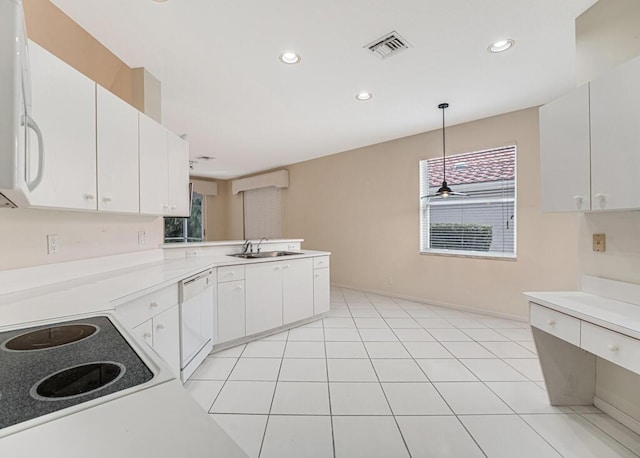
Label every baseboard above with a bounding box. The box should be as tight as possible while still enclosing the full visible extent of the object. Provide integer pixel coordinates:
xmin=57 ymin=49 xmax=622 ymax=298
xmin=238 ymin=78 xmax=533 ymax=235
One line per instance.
xmin=330 ymin=282 xmax=527 ymax=322
xmin=593 ymin=396 xmax=640 ymax=435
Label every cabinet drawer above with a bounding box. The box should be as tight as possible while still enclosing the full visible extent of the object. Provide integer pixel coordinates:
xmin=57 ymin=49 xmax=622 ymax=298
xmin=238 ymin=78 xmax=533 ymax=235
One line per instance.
xmin=116 ymin=284 xmax=178 ymax=328
xmin=218 ymin=265 xmax=245 ymax=282
xmin=530 ymin=303 xmax=581 ymax=346
xmin=313 ymin=256 xmax=330 ymax=269
xmin=581 ymin=322 xmax=640 ymax=374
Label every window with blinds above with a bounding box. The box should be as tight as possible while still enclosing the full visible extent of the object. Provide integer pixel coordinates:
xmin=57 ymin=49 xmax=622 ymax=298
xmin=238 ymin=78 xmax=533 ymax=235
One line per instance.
xmin=243 ymin=186 xmax=282 ymax=239
xmin=419 ymin=145 xmax=516 ymax=258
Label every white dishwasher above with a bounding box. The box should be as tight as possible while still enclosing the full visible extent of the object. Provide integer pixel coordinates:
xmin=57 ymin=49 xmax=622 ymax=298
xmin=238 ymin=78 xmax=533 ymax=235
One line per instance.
xmin=179 ymin=269 xmax=215 ymax=382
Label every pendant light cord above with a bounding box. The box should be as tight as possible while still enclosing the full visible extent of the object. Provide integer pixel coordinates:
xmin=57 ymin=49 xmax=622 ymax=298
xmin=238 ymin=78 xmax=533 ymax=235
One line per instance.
xmin=442 ymin=105 xmax=446 ymax=183
xmin=438 ymin=102 xmax=449 ymax=183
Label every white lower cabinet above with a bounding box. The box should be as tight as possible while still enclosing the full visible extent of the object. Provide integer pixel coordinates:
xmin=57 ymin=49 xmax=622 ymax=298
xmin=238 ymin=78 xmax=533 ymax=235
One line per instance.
xmin=313 ymin=267 xmax=330 ymax=315
xmin=283 ymin=259 xmax=313 ymax=324
xmin=217 ymin=280 xmax=246 ymax=343
xmin=152 ymin=305 xmax=181 ymax=378
xmin=245 ymin=262 xmax=283 ymax=335
xmin=133 ymin=319 xmax=153 ymax=347
xmin=132 ymin=304 xmax=180 ymax=377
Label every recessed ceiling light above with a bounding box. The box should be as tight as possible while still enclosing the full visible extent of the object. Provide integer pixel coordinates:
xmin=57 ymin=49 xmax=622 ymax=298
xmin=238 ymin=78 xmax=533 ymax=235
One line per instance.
xmin=151 ymin=0 xmax=169 ymax=3
xmin=355 ymin=91 xmax=373 ymax=101
xmin=488 ymin=39 xmax=514 ymax=53
xmin=279 ymin=52 xmax=301 ymax=64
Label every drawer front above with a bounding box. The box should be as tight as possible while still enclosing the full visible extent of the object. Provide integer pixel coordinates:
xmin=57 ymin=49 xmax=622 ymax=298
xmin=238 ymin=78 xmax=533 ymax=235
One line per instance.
xmin=530 ymin=302 xmax=581 ymax=346
xmin=116 ymin=283 xmax=179 ymax=328
xmin=313 ymin=256 xmax=330 ymax=269
xmin=581 ymin=322 xmax=640 ymax=374
xmin=218 ymin=265 xmax=245 ymax=282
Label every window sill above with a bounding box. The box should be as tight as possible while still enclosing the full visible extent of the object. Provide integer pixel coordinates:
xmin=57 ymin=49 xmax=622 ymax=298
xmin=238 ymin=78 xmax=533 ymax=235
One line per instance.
xmin=419 ymin=250 xmax=517 ymax=261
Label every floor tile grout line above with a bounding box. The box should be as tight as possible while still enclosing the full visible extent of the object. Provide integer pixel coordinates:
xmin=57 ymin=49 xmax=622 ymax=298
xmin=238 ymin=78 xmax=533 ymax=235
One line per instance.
xmin=197 ymin=287 xmax=639 ymax=457
xmin=325 ymin=290 xmax=347 ymax=458
xmin=518 ymin=412 xmax=575 ymax=457
xmin=380 ymin=302 xmax=492 ymax=457
xmin=577 ymin=412 xmax=640 ymax=457
xmin=205 ymin=348 xmax=245 ymax=414
xmin=257 ymin=331 xmax=288 ymax=458
xmin=352 ymin=292 xmax=414 ymax=458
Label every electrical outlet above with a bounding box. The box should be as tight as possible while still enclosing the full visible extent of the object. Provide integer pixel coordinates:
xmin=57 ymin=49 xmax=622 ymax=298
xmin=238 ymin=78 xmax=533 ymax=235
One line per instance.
xmin=288 ymin=244 xmax=297 ymax=251
xmin=47 ymin=234 xmax=58 ymax=255
xmin=138 ymin=231 xmax=146 ymax=245
xmin=386 ymin=277 xmax=393 ymax=286
xmin=186 ymin=251 xmax=198 ymax=258
xmin=593 ymin=233 xmax=606 ymax=252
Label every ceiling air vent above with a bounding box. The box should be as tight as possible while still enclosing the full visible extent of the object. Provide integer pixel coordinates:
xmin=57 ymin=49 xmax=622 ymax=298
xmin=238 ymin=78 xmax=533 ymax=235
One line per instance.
xmin=365 ymin=31 xmax=411 ymax=59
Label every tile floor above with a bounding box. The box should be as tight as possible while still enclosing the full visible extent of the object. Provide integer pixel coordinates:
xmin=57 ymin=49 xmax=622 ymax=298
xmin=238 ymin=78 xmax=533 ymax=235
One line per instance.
xmin=185 ymin=287 xmax=640 ymax=458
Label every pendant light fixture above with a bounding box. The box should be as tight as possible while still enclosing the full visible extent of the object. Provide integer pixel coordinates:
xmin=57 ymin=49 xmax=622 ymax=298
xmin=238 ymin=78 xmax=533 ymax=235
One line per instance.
xmin=424 ymin=102 xmax=467 ymax=199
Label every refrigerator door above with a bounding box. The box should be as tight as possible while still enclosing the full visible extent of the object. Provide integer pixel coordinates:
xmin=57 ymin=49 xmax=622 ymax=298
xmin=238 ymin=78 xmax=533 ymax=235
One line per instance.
xmin=0 ymin=0 xmax=43 ymax=208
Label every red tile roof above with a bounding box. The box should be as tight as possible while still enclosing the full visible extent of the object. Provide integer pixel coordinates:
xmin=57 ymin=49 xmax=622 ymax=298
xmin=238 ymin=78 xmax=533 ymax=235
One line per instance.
xmin=427 ymin=146 xmax=515 ymax=187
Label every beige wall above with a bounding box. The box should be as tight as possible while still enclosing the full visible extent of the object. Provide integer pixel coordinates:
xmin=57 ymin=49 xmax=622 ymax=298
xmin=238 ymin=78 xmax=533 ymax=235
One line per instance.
xmin=205 ymin=180 xmax=244 ymax=241
xmin=24 ymin=0 xmax=135 ymax=107
xmin=575 ymin=0 xmax=640 ymax=423
xmin=0 ymin=209 xmax=162 ymax=271
xmin=282 ymin=107 xmax=579 ymax=318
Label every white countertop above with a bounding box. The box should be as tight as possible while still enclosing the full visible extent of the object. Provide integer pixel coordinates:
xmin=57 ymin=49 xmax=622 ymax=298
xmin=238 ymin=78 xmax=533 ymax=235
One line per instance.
xmin=0 ymin=249 xmax=331 ymax=327
xmin=0 ymin=248 xmax=329 ymax=455
xmin=525 ymin=277 xmax=640 ymax=340
xmin=0 ymin=380 xmax=246 ymax=458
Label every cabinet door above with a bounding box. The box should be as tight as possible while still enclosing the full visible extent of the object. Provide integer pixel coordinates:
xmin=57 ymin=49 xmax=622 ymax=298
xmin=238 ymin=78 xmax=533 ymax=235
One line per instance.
xmin=167 ymin=133 xmax=190 ymax=217
xmin=245 ymin=262 xmax=283 ymax=335
xmin=139 ymin=113 xmax=169 ymax=215
xmin=590 ymin=56 xmax=640 ymax=211
xmin=313 ymin=268 xmax=330 ymax=315
xmin=96 ymin=86 xmax=139 ymax=213
xmin=217 ymin=280 xmax=246 ymax=343
xmin=282 ymin=258 xmax=313 ymax=324
xmin=133 ymin=319 xmax=153 ymax=347
xmin=153 ymin=304 xmax=181 ymax=377
xmin=28 ymin=41 xmax=97 ymax=210
xmin=539 ymin=84 xmax=591 ymax=212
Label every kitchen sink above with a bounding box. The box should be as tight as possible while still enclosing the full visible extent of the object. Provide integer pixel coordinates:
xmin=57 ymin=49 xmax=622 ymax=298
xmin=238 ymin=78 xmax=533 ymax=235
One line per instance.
xmin=228 ymin=251 xmax=302 ymax=259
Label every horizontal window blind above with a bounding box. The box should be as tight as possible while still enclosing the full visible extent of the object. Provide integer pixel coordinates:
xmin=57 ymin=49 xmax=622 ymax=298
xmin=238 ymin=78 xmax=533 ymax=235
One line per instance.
xmin=419 ymin=146 xmax=516 ymax=258
xmin=243 ymin=186 xmax=282 ymax=239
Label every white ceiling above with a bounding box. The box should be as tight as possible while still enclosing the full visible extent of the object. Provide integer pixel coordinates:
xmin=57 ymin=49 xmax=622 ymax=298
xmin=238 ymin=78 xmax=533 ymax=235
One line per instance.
xmin=52 ymin=0 xmax=597 ymax=179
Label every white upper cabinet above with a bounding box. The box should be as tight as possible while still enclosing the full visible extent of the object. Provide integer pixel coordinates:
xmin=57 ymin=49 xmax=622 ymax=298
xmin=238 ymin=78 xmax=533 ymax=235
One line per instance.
xmin=28 ymin=41 xmax=97 ymax=210
xmin=539 ymin=84 xmax=591 ymax=212
xmin=590 ymin=56 xmax=640 ymax=211
xmin=167 ymin=133 xmax=190 ymax=217
xmin=539 ymin=54 xmax=640 ymax=212
xmin=96 ymin=86 xmax=139 ymax=213
xmin=139 ymin=113 xmax=169 ymax=215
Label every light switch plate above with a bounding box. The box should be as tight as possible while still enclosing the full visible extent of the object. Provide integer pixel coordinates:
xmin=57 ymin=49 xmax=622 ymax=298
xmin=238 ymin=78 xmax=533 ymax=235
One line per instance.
xmin=47 ymin=234 xmax=58 ymax=254
xmin=593 ymin=233 xmax=606 ymax=252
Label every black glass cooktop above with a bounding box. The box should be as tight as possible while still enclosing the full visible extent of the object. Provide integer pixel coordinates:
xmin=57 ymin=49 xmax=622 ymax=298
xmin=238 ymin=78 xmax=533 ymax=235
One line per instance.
xmin=0 ymin=316 xmax=154 ymax=430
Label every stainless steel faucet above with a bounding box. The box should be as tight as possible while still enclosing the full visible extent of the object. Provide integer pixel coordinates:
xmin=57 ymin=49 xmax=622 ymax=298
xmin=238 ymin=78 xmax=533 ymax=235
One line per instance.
xmin=242 ymin=240 xmax=253 ymax=254
xmin=256 ymin=237 xmax=268 ymax=253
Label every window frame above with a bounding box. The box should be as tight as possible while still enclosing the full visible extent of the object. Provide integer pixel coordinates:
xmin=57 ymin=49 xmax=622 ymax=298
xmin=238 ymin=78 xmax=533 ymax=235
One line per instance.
xmin=164 ymin=189 xmax=205 ymax=243
xmin=419 ymin=145 xmax=517 ymax=260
